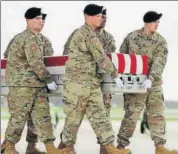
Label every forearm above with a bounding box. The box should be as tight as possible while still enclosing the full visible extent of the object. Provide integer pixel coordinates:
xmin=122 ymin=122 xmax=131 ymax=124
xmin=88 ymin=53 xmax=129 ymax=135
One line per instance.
xmin=148 ymin=44 xmax=168 ymax=82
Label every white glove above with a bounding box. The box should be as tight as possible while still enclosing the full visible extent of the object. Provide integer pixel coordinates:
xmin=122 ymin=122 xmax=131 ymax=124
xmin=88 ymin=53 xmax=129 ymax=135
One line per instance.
xmin=142 ymin=79 xmax=152 ymax=89
xmin=114 ymin=76 xmax=124 ymax=88
xmin=47 ymin=81 xmax=58 ymax=91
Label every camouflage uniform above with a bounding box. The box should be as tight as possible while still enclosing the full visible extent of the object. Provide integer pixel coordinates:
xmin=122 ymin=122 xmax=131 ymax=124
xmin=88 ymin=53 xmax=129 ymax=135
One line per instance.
xmin=96 ymin=28 xmax=116 ymax=117
xmin=3 ymin=32 xmax=54 ymax=145
xmin=117 ymin=28 xmax=168 ymax=147
xmin=61 ymin=24 xmax=118 ymax=146
xmin=5 ymin=28 xmax=55 ymax=144
xmin=63 ymin=28 xmax=116 ymax=117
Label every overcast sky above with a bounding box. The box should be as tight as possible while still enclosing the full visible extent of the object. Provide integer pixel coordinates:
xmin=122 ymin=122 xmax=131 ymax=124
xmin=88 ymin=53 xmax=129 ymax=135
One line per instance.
xmin=1 ymin=1 xmax=178 ymax=101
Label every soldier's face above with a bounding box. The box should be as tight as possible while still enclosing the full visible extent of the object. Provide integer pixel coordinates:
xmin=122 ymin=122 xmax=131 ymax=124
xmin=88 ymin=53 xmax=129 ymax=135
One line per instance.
xmin=100 ymin=15 xmax=107 ymax=28
xmin=27 ymin=15 xmax=43 ymax=30
xmin=147 ymin=20 xmax=160 ymax=33
xmin=41 ymin=20 xmax=45 ymax=29
xmin=92 ymin=13 xmax=103 ymax=28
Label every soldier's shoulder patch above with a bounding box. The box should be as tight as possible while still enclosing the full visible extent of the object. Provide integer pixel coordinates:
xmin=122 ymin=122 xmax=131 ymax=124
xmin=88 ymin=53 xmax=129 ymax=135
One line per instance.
xmin=31 ymin=44 xmax=39 ymax=51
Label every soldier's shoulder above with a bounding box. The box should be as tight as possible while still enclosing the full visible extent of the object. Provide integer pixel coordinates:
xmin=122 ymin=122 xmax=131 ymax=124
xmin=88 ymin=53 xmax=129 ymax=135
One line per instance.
xmin=126 ymin=29 xmax=140 ymax=39
xmin=79 ymin=25 xmax=91 ymax=35
xmin=154 ymin=32 xmax=167 ymax=44
xmin=41 ymin=34 xmax=51 ymax=42
xmin=103 ymin=29 xmax=114 ymax=38
xmin=69 ymin=26 xmax=86 ymax=39
xmin=11 ymin=30 xmax=29 ymax=43
xmin=40 ymin=33 xmax=47 ymax=39
xmin=122 ymin=30 xmax=137 ymax=42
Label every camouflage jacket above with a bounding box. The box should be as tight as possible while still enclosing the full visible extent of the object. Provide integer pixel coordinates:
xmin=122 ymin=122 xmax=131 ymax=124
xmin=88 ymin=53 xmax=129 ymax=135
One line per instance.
xmin=5 ymin=28 xmax=53 ymax=87
xmin=4 ymin=33 xmax=53 ymax=58
xmin=64 ymin=24 xmax=117 ymax=83
xmin=120 ymin=28 xmax=168 ymax=83
xmin=96 ymin=28 xmax=116 ymax=53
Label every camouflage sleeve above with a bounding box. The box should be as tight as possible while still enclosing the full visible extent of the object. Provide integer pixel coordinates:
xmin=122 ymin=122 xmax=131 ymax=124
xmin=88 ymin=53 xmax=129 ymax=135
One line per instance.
xmin=4 ymin=38 xmax=15 ymax=58
xmin=104 ymin=32 xmax=116 ymax=53
xmin=24 ymin=37 xmax=53 ymax=83
xmin=87 ymin=34 xmax=118 ymax=78
xmin=63 ymin=48 xmax=69 ymax=55
xmin=63 ymin=29 xmax=78 ymax=55
xmin=63 ymin=41 xmax=70 ymax=55
xmin=119 ymin=36 xmax=129 ymax=54
xmin=43 ymin=36 xmax=54 ymax=56
xmin=148 ymin=41 xmax=168 ymax=82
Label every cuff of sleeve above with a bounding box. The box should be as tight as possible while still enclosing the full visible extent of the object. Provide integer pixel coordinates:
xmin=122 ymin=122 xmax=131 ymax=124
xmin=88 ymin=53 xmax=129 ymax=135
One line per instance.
xmin=45 ymin=76 xmax=54 ymax=84
xmin=111 ymin=69 xmax=118 ymax=79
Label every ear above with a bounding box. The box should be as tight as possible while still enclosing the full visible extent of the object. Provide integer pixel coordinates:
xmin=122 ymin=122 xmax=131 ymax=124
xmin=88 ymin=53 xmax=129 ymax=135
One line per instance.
xmin=26 ymin=19 xmax=31 ymax=25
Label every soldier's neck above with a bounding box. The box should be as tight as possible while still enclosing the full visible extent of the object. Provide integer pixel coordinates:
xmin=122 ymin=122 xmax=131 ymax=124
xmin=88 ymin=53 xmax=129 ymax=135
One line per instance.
xmin=95 ymin=27 xmax=102 ymax=33
xmin=27 ymin=27 xmax=40 ymax=35
xmin=85 ymin=22 xmax=97 ymax=30
xmin=143 ymin=26 xmax=153 ymax=36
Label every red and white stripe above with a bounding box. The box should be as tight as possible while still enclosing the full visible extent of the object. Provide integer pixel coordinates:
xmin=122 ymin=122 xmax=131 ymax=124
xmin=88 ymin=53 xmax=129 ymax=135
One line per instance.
xmin=1 ymin=54 xmax=148 ymax=75
xmin=111 ymin=53 xmax=148 ymax=75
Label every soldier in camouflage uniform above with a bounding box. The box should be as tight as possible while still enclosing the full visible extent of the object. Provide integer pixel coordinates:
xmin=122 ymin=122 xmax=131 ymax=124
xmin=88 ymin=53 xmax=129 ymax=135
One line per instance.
xmin=62 ymin=8 xmax=116 ymax=119
xmin=3 ymin=7 xmax=66 ymax=154
xmin=58 ymin=4 xmax=130 ymax=154
xmin=24 ymin=13 xmax=55 ymax=154
xmin=1 ymin=13 xmax=54 ymax=154
xmin=60 ymin=8 xmax=119 ymax=154
xmin=95 ymin=9 xmax=119 ymax=154
xmin=116 ymin=11 xmax=178 ymax=154
xmin=95 ymin=9 xmax=116 ymax=118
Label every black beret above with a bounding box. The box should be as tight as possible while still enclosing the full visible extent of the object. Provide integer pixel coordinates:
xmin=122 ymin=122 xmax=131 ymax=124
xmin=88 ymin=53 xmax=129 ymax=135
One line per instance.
xmin=143 ymin=11 xmax=162 ymax=23
xmin=42 ymin=13 xmax=47 ymax=20
xmin=102 ymin=9 xmax=107 ymax=15
xmin=25 ymin=7 xmax=42 ymax=19
xmin=84 ymin=4 xmax=103 ymax=16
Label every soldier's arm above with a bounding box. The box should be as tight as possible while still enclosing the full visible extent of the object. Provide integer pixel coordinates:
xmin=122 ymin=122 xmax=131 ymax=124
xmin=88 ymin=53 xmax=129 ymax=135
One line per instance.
xmin=63 ymin=29 xmax=78 ymax=55
xmin=43 ymin=36 xmax=54 ymax=56
xmin=148 ymin=41 xmax=168 ymax=82
xmin=4 ymin=38 xmax=15 ymax=58
xmin=119 ymin=36 xmax=129 ymax=54
xmin=24 ymin=37 xmax=53 ymax=83
xmin=63 ymin=42 xmax=69 ymax=55
xmin=87 ymin=34 xmax=118 ymax=78
xmin=104 ymin=32 xmax=116 ymax=53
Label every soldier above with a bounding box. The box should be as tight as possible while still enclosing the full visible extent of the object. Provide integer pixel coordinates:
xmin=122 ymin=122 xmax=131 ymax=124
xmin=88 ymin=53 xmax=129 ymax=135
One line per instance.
xmin=60 ymin=8 xmax=119 ymax=154
xmin=116 ymin=11 xmax=178 ymax=154
xmin=95 ymin=8 xmax=116 ymax=118
xmin=58 ymin=4 xmax=130 ymax=154
xmin=3 ymin=7 xmax=66 ymax=154
xmin=62 ymin=8 xmax=116 ymax=119
xmin=1 ymin=13 xmax=54 ymax=154
xmin=40 ymin=13 xmax=54 ymax=56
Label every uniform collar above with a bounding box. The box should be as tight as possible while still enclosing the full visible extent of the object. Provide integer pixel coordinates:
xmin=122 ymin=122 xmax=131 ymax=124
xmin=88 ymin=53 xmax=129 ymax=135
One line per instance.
xmin=138 ymin=28 xmax=157 ymax=40
xmin=95 ymin=28 xmax=104 ymax=35
xmin=25 ymin=27 xmax=41 ymax=37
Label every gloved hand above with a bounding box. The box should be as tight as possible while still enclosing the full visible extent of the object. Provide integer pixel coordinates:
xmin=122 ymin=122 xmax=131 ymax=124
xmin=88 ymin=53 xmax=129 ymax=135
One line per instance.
xmin=47 ymin=81 xmax=58 ymax=90
xmin=114 ymin=76 xmax=124 ymax=88
xmin=142 ymin=79 xmax=152 ymax=89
